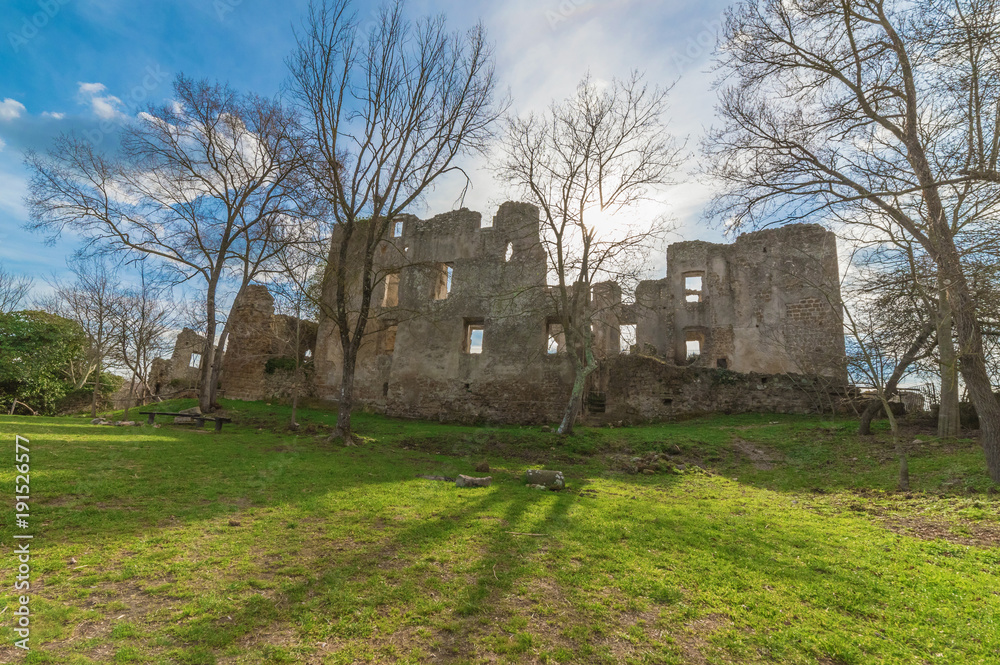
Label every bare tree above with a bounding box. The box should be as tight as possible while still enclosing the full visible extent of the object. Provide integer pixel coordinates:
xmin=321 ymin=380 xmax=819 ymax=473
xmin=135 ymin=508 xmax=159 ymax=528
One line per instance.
xmin=0 ymin=263 xmax=32 ymax=314
xmin=288 ymin=0 xmax=504 ymax=442
xmin=25 ymin=75 xmax=307 ymax=413
xmin=495 ymin=72 xmax=682 ymax=434
xmin=706 ymin=0 xmax=1000 ymax=481
xmin=270 ymin=229 xmax=327 ymax=429
xmin=111 ymin=264 xmax=173 ymax=418
xmin=39 ymin=257 xmax=124 ymax=418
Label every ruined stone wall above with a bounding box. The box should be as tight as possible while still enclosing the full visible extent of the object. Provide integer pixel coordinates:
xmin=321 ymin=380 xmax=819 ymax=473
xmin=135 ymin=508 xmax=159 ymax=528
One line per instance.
xmin=219 ymin=286 xmax=276 ymax=401
xmin=313 ymin=202 xmax=577 ymax=424
xmin=597 ymin=354 xmax=844 ymax=422
xmin=152 ymin=287 xmax=318 ymax=402
xmin=167 ymin=328 xmax=208 ymax=387
xmin=220 ymin=285 xmax=319 ymax=402
xmin=313 ymin=205 xmax=849 ymax=424
xmin=635 ymin=224 xmax=846 ymax=382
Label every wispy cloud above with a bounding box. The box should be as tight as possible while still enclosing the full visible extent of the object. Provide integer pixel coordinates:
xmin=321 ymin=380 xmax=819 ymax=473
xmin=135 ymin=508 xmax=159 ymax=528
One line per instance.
xmin=41 ymin=111 xmax=65 ymax=119
xmin=77 ymin=81 xmax=125 ymax=120
xmin=78 ymin=82 xmax=107 ymax=96
xmin=0 ymin=98 xmax=27 ymax=121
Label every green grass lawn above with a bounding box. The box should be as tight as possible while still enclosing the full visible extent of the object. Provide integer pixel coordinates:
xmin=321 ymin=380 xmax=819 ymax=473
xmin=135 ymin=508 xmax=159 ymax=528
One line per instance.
xmin=0 ymin=400 xmax=997 ymax=664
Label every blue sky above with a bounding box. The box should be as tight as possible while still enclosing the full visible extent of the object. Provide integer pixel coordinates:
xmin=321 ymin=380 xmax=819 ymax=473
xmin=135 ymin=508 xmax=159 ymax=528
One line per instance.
xmin=0 ymin=0 xmax=732 ymax=295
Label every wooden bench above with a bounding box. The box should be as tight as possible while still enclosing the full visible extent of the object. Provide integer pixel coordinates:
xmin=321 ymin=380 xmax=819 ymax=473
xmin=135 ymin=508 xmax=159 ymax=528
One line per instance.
xmin=138 ymin=411 xmax=233 ymax=432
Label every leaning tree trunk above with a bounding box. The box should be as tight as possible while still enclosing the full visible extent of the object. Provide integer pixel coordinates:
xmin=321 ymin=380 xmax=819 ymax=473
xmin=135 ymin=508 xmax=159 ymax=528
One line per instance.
xmin=557 ymin=345 xmax=598 ymax=436
xmin=290 ymin=314 xmax=302 ymax=429
xmin=952 ymin=295 xmax=1000 ymax=482
xmin=90 ymin=356 xmax=102 ymax=419
xmin=936 ymin=239 xmax=1000 ymax=482
xmin=859 ymin=322 xmax=935 ymax=435
xmin=938 ymin=284 xmax=961 ymax=438
xmin=557 ymin=370 xmax=587 ymax=436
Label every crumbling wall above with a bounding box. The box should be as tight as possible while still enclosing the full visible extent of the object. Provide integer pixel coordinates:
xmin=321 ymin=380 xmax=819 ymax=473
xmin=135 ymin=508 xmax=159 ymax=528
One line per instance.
xmin=312 ymin=207 xmax=848 ymax=424
xmin=596 ymin=354 xmax=845 ymax=423
xmin=220 ymin=285 xmax=319 ymax=401
xmin=219 ymin=286 xmax=276 ymax=401
xmin=314 ymin=202 xmax=576 ymax=424
xmin=635 ymin=224 xmax=846 ymax=381
xmin=167 ymin=328 xmax=208 ymax=387
xmin=152 ymin=287 xmax=317 ymax=402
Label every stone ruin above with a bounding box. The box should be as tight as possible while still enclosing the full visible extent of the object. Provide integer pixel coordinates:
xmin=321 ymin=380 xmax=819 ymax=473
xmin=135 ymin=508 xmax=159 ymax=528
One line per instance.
xmin=151 ymin=285 xmax=317 ymax=401
xmin=152 ymin=202 xmax=847 ymax=422
xmin=311 ymin=202 xmax=848 ymax=424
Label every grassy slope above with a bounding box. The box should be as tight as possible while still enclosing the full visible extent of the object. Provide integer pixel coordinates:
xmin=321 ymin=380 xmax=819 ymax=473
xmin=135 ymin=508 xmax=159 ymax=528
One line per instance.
xmin=0 ymin=400 xmax=997 ymax=664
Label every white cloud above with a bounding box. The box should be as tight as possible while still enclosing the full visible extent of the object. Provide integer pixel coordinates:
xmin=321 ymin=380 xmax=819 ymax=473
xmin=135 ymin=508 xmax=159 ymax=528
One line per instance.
xmin=0 ymin=136 xmax=5 ymax=151
xmin=42 ymin=111 xmax=65 ymax=119
xmin=77 ymin=81 xmax=125 ymax=120
xmin=91 ymin=94 xmax=124 ymax=120
xmin=77 ymin=82 xmax=107 ymax=95
xmin=0 ymin=98 xmax=26 ymax=121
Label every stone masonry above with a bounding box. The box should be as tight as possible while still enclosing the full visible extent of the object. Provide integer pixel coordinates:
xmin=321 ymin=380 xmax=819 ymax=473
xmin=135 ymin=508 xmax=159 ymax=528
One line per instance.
xmin=312 ymin=203 xmax=848 ymax=424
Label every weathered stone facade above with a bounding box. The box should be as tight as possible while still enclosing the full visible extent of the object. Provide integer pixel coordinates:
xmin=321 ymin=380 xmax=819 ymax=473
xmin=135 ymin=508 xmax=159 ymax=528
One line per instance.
xmin=632 ymin=223 xmax=846 ymax=380
xmin=150 ymin=327 xmax=211 ymax=396
xmin=314 ymin=202 xmax=577 ymax=423
xmin=219 ymin=285 xmax=318 ymax=401
xmin=313 ymin=203 xmax=848 ymax=424
xmin=152 ymin=286 xmax=317 ymax=402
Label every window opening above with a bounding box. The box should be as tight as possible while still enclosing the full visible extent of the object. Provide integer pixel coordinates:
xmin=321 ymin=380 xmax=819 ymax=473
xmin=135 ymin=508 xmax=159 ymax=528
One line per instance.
xmin=684 ymin=330 xmax=703 ymax=360
xmin=684 ymin=272 xmax=704 ymax=303
xmin=393 ymin=220 xmax=403 ymax=237
xmin=620 ymin=324 xmax=636 ymax=353
xmin=546 ymin=319 xmax=565 ymax=354
xmin=505 ymin=242 xmax=513 ymax=262
xmin=189 ymin=352 xmax=202 ymax=368
xmin=382 ymin=272 xmax=399 ymax=307
xmin=464 ymin=319 xmax=484 ymax=354
xmin=432 ymin=263 xmax=452 ymax=300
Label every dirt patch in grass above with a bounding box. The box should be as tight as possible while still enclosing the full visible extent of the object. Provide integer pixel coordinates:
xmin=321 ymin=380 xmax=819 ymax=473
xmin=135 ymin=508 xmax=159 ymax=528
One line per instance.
xmin=732 ymin=438 xmax=783 ymax=470
xmin=674 ymin=613 xmax=730 ymax=664
xmin=881 ymin=516 xmax=1000 ymax=548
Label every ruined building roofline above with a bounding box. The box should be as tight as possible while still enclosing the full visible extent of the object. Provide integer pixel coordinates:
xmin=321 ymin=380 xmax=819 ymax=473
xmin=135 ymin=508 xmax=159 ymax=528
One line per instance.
xmin=666 ymin=222 xmax=832 ymax=254
xmin=386 ymin=201 xmax=539 ymax=233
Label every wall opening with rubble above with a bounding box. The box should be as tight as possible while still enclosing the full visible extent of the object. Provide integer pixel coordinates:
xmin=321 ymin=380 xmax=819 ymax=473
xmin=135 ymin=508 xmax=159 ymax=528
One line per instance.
xmin=151 ymin=285 xmax=318 ymax=402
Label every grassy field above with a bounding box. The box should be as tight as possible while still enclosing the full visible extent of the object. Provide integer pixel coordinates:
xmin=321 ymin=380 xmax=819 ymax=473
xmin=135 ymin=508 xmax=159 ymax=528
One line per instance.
xmin=0 ymin=400 xmax=998 ymax=664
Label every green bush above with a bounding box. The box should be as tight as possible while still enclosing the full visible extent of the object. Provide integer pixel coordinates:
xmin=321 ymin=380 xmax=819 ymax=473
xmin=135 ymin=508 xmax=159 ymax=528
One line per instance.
xmin=265 ymin=356 xmax=298 ymax=374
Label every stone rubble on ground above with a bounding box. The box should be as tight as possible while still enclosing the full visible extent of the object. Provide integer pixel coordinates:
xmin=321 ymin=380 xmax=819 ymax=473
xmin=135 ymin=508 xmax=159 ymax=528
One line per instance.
xmin=455 ymin=474 xmax=492 ymax=488
xmin=525 ymin=469 xmax=564 ymax=489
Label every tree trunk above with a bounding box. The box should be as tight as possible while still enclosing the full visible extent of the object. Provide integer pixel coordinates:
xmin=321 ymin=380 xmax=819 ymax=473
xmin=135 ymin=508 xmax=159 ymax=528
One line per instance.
xmin=124 ymin=379 xmax=135 ymax=420
xmin=290 ymin=314 xmax=301 ymax=430
xmin=859 ymin=322 xmax=935 ymax=435
xmin=938 ymin=284 xmax=960 ymax=438
xmin=209 ymin=326 xmax=230 ymax=409
xmin=198 ymin=281 xmax=219 ymax=413
xmin=333 ymin=349 xmax=357 ymax=443
xmin=90 ymin=357 xmax=102 ymax=418
xmin=557 ymin=371 xmax=586 ymax=436
xmin=937 ymin=243 xmax=1000 ymax=482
